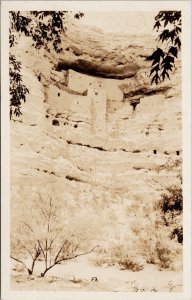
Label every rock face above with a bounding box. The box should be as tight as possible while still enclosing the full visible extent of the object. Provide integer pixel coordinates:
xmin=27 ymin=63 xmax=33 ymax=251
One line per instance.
xmin=56 ymin=22 xmax=148 ymax=79
xmin=11 ymin=20 xmax=182 ymax=243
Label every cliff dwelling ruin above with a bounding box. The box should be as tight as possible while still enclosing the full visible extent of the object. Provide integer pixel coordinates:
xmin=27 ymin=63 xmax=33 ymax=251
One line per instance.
xmin=45 ymin=68 xmax=181 ymax=156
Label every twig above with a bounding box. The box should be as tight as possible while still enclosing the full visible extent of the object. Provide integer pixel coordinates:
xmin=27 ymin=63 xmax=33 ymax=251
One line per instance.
xmin=10 ymin=255 xmax=28 ymax=271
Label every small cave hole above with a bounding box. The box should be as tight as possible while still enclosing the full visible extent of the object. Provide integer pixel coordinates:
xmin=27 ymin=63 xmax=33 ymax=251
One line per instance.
xmin=164 ymin=151 xmax=169 ymax=155
xmin=176 ymin=151 xmax=180 ymax=156
xmin=133 ymin=150 xmax=141 ymax=153
xmin=46 ymin=115 xmax=49 ymax=118
xmin=95 ymin=92 xmax=98 ymax=95
xmin=52 ymin=119 xmax=60 ymax=126
xmin=74 ymin=124 xmax=78 ymax=128
xmin=131 ymin=102 xmax=138 ymax=112
xmin=130 ymin=99 xmax=140 ymax=112
xmin=58 ymin=93 xmax=60 ymax=97
xmin=37 ymin=74 xmax=41 ymax=82
xmin=153 ymin=150 xmax=157 ymax=155
xmin=83 ymin=90 xmax=88 ymax=96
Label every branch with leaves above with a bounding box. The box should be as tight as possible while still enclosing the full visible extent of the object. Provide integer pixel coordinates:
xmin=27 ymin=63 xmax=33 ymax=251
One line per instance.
xmin=146 ymin=11 xmax=181 ymax=84
xmin=9 ymin=54 xmax=29 ymax=119
xmin=9 ymin=10 xmax=84 ymax=118
xmin=39 ymin=240 xmax=97 ymax=277
xmin=11 ymin=230 xmax=41 ymax=275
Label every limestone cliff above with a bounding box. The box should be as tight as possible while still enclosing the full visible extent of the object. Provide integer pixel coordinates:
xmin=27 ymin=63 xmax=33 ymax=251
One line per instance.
xmin=11 ymin=20 xmax=182 ymax=243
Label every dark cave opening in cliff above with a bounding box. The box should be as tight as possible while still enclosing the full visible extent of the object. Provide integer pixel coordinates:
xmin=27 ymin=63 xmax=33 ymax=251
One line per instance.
xmin=55 ymin=62 xmax=135 ymax=80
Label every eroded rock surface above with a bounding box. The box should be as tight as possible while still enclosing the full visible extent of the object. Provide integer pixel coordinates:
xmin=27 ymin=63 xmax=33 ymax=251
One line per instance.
xmin=11 ymin=20 xmax=182 ymax=243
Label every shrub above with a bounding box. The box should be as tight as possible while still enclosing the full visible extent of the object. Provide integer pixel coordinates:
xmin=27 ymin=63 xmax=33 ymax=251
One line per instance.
xmin=94 ymin=243 xmax=144 ymax=271
xmin=155 ymin=236 xmax=182 ymax=270
xmin=155 ymin=158 xmax=182 ymax=173
xmin=157 ymin=184 xmax=183 ymax=244
xmin=119 ymin=255 xmax=144 ymax=271
xmin=159 ymin=186 xmax=182 ymax=215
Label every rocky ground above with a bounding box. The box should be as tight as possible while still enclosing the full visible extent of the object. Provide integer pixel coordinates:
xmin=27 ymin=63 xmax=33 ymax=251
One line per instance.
xmin=11 ymin=254 xmax=182 ymax=292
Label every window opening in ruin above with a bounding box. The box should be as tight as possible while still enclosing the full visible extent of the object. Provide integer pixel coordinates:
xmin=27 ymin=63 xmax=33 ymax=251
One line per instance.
xmin=58 ymin=93 xmax=60 ymax=97
xmin=131 ymin=102 xmax=138 ymax=111
xmin=130 ymin=98 xmax=140 ymax=113
xmin=153 ymin=150 xmax=157 ymax=154
xmin=52 ymin=120 xmax=59 ymax=126
xmin=176 ymin=151 xmax=180 ymax=156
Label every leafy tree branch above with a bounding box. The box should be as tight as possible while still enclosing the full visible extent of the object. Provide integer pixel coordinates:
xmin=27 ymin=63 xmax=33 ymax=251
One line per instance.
xmin=9 ymin=11 xmax=84 ymax=118
xmin=146 ymin=11 xmax=181 ymax=84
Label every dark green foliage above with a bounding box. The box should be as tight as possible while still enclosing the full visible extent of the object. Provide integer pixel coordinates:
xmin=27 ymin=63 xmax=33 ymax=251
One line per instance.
xmin=147 ymin=11 xmax=181 ymax=84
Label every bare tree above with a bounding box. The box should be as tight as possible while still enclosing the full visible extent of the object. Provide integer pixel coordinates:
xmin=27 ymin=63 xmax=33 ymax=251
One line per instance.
xmin=11 ymin=223 xmax=41 ymax=275
xmin=11 ymin=193 xmax=97 ymax=276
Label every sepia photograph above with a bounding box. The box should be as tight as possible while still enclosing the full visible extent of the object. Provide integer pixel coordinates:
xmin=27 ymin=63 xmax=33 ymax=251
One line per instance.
xmin=1 ymin=1 xmax=191 ymax=300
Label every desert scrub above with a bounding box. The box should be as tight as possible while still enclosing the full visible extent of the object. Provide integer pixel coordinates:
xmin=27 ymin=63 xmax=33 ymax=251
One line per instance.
xmin=155 ymin=157 xmax=182 ymax=173
xmin=157 ymin=183 xmax=183 ymax=244
xmin=94 ymin=243 xmax=144 ymax=271
xmin=145 ymin=180 xmax=183 ymax=270
xmin=94 ymin=179 xmax=183 ymax=272
xmin=127 ymin=184 xmax=183 ymax=271
xmin=155 ymin=237 xmax=182 ymax=270
xmin=133 ymin=223 xmax=182 ymax=271
xmin=118 ymin=256 xmax=144 ymax=271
